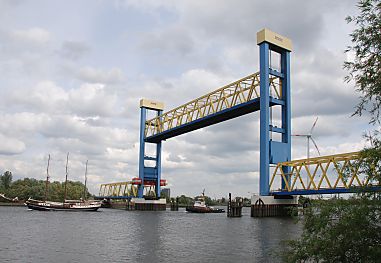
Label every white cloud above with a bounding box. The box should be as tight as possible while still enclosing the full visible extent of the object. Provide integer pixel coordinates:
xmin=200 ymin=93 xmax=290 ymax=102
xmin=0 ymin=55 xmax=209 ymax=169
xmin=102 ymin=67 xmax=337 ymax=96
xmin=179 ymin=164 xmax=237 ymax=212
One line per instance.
xmin=11 ymin=27 xmax=51 ymax=45
xmin=139 ymin=26 xmax=195 ymax=56
xmin=0 ymin=133 xmax=26 ymax=155
xmin=69 ymin=83 xmax=119 ymax=117
xmin=77 ymin=67 xmax=124 ymax=84
xmin=0 ymin=112 xmax=49 ymax=137
xmin=33 ymin=81 xmax=68 ymax=109
xmin=8 ymin=81 xmax=67 ymax=113
xmin=8 ymin=80 xmax=120 ymax=118
xmin=59 ymin=41 xmax=90 ymax=60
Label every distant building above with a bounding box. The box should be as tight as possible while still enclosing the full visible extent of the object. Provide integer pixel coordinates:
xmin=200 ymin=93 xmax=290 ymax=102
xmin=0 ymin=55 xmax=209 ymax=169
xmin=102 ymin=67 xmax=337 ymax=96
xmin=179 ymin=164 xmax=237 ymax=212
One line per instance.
xmin=161 ymin=188 xmax=170 ymax=198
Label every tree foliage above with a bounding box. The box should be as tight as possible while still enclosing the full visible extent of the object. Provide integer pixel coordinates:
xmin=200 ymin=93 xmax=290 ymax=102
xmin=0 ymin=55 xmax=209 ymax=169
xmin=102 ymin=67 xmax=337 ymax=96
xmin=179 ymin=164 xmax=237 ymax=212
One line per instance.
xmin=177 ymin=194 xmax=194 ymax=205
xmin=283 ymin=197 xmax=381 ymax=262
xmin=284 ymin=118 xmax=381 ymax=259
xmin=1 ymin=171 xmax=13 ymax=189
xmin=284 ymin=1 xmax=381 ymax=262
xmin=344 ymin=0 xmax=381 ymax=124
xmin=160 ymin=190 xmax=171 ymax=202
xmin=0 ymin=177 xmax=91 ymax=202
xmin=358 ymin=134 xmax=381 ymax=185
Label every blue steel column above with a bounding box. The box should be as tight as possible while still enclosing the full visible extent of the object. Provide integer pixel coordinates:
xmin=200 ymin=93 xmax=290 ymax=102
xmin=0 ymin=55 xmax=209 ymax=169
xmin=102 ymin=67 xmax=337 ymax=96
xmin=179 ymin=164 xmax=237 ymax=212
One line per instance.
xmin=281 ymin=51 xmax=291 ymax=189
xmin=138 ymin=107 xmax=146 ymax=198
xmin=155 ymin=110 xmax=163 ymax=198
xmin=259 ymin=42 xmax=270 ymax=196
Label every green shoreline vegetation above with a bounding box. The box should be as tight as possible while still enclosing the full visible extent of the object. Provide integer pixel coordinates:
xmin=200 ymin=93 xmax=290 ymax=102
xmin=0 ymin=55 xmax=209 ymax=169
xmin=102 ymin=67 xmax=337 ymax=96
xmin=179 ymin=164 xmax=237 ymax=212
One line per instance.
xmin=0 ymin=171 xmax=91 ymax=202
xmin=283 ymin=0 xmax=381 ymax=262
xmin=0 ymin=171 xmax=247 ymax=207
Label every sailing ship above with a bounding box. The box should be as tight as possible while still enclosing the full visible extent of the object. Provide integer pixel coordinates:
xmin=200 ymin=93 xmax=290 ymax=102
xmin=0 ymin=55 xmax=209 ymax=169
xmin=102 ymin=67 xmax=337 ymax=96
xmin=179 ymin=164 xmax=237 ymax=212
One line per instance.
xmin=25 ymin=154 xmax=101 ymax=211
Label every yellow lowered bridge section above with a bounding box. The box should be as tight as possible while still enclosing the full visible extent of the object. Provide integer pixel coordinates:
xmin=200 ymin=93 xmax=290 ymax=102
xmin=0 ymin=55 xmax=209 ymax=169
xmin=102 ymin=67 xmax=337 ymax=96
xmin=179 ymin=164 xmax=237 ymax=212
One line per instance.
xmin=144 ymin=72 xmax=282 ymax=143
xmin=270 ymin=152 xmax=381 ymax=195
xmin=97 ymin=182 xmax=160 ymax=199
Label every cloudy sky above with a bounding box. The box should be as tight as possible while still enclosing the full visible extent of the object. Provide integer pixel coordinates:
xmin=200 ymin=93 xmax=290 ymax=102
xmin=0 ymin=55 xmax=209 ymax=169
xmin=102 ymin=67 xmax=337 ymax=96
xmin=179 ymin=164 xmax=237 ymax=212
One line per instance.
xmin=0 ymin=0 xmax=370 ymax=198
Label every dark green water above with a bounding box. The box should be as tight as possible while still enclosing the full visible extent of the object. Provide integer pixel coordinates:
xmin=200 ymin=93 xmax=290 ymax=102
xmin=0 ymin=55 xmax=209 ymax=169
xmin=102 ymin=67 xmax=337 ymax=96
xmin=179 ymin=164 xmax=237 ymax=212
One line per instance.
xmin=0 ymin=206 xmax=301 ymax=262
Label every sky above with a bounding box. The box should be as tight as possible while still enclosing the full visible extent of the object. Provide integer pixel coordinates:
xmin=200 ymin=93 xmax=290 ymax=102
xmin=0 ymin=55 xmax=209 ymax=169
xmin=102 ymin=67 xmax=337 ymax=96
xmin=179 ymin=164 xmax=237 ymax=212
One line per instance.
xmin=0 ymin=0 xmax=371 ymax=198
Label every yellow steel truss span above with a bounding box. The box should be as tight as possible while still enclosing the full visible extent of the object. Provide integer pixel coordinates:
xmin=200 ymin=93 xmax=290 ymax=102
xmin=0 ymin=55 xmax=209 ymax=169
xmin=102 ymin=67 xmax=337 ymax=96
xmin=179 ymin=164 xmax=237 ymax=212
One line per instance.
xmin=145 ymin=72 xmax=282 ymax=137
xmin=98 ymin=181 xmax=138 ymax=197
xmin=269 ymin=152 xmax=378 ymax=192
xmin=98 ymin=182 xmax=158 ymax=198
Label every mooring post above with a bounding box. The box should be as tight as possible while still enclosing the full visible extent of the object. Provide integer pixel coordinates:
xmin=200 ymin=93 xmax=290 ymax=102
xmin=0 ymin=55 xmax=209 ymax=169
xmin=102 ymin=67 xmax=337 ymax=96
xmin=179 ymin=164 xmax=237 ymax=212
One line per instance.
xmin=227 ymin=193 xmax=232 ymax=217
xmin=227 ymin=193 xmax=243 ymax=218
xmin=170 ymin=197 xmax=179 ymax=211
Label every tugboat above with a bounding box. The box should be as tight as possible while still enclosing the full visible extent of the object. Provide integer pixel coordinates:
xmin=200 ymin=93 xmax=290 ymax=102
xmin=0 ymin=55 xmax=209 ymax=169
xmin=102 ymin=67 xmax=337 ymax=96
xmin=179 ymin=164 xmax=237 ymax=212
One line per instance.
xmin=186 ymin=190 xmax=225 ymax=213
xmin=25 ymin=154 xmax=101 ymax=212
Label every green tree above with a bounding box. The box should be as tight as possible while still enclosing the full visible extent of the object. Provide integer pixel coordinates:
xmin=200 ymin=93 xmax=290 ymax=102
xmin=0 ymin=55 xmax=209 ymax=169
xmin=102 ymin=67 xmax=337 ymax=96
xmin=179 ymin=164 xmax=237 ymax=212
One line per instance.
xmin=7 ymin=178 xmax=91 ymax=201
xmin=283 ymin=197 xmax=381 ymax=262
xmin=8 ymin=178 xmax=45 ymax=200
xmin=160 ymin=190 xmax=171 ymax=203
xmin=177 ymin=194 xmax=193 ymax=205
xmin=284 ymin=1 xmax=381 ymax=262
xmin=344 ymin=0 xmax=381 ymax=124
xmin=0 ymin=174 xmax=3 ymax=192
xmin=1 ymin=171 xmax=13 ymax=189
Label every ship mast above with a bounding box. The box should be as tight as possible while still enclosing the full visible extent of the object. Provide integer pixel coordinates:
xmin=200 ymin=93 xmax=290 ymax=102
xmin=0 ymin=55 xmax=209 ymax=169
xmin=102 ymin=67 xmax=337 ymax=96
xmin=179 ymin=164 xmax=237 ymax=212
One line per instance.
xmin=83 ymin=160 xmax=88 ymax=200
xmin=64 ymin=152 xmax=69 ymax=202
xmin=44 ymin=154 xmax=50 ymax=201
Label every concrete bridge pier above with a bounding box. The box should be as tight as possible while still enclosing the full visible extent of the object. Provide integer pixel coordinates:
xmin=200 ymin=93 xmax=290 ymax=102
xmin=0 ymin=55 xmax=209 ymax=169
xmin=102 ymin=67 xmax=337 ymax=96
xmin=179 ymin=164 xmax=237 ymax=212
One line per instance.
xmin=251 ymin=195 xmax=298 ymax=217
xmin=132 ymin=198 xmax=167 ymax=211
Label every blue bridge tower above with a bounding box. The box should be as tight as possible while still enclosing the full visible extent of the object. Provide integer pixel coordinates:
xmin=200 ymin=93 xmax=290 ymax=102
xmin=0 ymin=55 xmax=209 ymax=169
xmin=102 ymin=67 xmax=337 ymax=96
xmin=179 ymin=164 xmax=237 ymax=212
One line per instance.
xmin=257 ymin=29 xmax=292 ymax=196
xmin=138 ymin=99 xmax=164 ymax=198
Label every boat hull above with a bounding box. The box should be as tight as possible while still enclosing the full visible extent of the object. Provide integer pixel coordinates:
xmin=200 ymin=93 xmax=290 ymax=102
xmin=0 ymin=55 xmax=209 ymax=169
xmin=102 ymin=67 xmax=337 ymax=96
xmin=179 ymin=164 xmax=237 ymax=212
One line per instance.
xmin=210 ymin=208 xmax=225 ymax=213
xmin=186 ymin=206 xmax=212 ymax=213
xmin=25 ymin=200 xmax=101 ymax=212
xmin=186 ymin=206 xmax=225 ymax=213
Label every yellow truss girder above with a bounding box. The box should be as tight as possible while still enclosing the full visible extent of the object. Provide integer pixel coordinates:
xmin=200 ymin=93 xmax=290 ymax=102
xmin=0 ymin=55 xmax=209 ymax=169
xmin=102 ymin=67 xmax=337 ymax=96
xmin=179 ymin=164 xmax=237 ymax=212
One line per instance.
xmin=98 ymin=182 xmax=158 ymax=198
xmin=98 ymin=181 xmax=138 ymax=197
xmin=144 ymin=72 xmax=282 ymax=137
xmin=269 ymin=152 xmax=377 ymax=192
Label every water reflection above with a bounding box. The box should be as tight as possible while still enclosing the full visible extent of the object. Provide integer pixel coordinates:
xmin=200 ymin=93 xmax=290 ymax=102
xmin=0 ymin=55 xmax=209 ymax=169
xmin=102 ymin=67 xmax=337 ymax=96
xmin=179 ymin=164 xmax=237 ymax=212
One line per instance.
xmin=0 ymin=207 xmax=301 ymax=263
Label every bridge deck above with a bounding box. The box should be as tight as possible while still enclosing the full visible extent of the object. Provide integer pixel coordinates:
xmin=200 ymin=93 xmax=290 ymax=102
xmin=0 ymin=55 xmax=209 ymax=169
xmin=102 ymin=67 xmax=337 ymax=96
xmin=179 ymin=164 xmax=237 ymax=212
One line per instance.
xmin=272 ymin=187 xmax=381 ymax=196
xmin=145 ymin=72 xmax=283 ymax=143
xmin=270 ymin=152 xmax=380 ymax=195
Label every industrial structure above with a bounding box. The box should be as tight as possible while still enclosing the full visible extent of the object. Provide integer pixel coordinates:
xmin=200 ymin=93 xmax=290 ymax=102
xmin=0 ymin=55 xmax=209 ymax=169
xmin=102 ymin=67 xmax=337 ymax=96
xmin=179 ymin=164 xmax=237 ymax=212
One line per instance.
xmin=97 ymin=28 xmax=380 ymax=214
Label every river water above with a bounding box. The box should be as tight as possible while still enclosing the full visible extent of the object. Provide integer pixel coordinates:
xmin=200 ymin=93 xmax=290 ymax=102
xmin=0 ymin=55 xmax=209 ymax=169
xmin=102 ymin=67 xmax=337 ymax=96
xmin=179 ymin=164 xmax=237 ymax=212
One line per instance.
xmin=0 ymin=206 xmax=301 ymax=263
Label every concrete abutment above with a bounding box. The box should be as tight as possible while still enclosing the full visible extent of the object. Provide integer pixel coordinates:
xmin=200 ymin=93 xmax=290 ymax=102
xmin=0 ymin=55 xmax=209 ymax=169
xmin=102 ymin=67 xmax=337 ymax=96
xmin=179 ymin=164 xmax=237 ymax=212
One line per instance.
xmin=251 ymin=195 xmax=298 ymax=217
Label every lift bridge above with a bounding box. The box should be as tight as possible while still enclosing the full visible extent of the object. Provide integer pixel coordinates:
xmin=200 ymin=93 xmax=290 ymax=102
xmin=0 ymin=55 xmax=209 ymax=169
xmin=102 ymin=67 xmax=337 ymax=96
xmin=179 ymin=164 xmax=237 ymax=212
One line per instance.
xmin=97 ymin=28 xmax=380 ymax=201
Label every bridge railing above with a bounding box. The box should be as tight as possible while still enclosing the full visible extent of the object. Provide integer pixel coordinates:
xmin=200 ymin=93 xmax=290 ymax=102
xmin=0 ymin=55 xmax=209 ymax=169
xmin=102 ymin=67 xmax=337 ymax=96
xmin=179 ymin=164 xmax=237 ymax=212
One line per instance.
xmin=270 ymin=152 xmax=379 ymax=194
xmin=144 ymin=72 xmax=282 ymax=138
